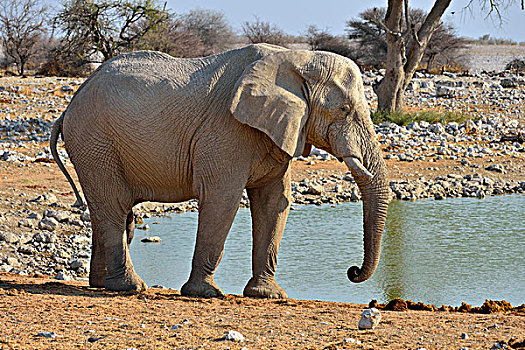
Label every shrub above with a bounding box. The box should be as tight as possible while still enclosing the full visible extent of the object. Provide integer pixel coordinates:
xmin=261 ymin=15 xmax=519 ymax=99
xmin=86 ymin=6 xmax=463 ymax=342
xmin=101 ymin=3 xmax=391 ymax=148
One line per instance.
xmin=505 ymin=58 xmax=525 ymax=73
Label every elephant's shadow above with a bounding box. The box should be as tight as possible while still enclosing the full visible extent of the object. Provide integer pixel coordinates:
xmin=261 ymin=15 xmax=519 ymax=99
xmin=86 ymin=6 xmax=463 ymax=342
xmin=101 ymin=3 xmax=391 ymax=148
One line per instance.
xmin=0 ymin=274 xmax=179 ymax=299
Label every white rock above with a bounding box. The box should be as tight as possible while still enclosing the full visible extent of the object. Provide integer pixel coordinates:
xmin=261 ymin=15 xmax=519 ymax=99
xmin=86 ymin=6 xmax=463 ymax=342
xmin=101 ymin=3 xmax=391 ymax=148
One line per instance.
xmin=36 ymin=331 xmax=60 ymax=338
xmin=5 ymin=257 xmax=19 ymax=267
xmin=345 ymin=337 xmax=362 ymax=344
xmin=140 ymin=236 xmax=161 ymax=243
xmin=0 ymin=231 xmax=18 ymax=244
xmin=0 ymin=265 xmax=13 ymax=272
xmin=436 ymin=85 xmax=457 ymax=98
xmin=80 ymin=210 xmax=91 ymax=222
xmin=18 ymin=219 xmax=34 ymax=228
xmin=55 ymin=271 xmax=71 ymax=281
xmin=358 ymin=308 xmax=381 ymax=330
xmin=54 ymin=211 xmax=71 ymax=223
xmin=34 ymin=231 xmax=57 ymax=243
xmin=224 ymin=330 xmax=244 ymax=342
xmin=70 ymin=259 xmax=89 ymax=270
xmin=38 ymin=217 xmax=58 ymax=232
xmin=32 ymin=193 xmax=57 ymax=204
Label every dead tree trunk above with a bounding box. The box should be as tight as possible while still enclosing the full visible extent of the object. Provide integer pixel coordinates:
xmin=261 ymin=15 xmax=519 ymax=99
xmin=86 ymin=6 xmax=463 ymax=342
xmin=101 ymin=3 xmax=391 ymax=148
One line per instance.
xmin=374 ymin=0 xmax=452 ymax=112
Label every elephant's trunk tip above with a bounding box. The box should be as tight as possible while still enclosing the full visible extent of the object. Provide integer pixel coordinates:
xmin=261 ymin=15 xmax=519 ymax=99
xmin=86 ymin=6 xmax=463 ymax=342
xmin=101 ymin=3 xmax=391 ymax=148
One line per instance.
xmin=347 ymin=265 xmax=370 ymax=283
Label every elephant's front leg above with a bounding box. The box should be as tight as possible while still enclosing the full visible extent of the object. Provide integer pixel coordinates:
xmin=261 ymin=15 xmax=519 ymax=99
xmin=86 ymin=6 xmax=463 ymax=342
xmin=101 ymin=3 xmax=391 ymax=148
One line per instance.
xmin=180 ymin=191 xmax=243 ymax=298
xmin=244 ymin=165 xmax=291 ymax=299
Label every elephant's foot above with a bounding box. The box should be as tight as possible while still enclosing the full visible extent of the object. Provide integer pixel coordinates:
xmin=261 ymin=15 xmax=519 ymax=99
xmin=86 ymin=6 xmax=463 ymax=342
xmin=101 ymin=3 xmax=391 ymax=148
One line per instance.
xmin=105 ymin=269 xmax=147 ymax=292
xmin=243 ymin=277 xmax=287 ymax=299
xmin=181 ymin=277 xmax=224 ymax=298
xmin=88 ymin=264 xmax=106 ymax=288
xmin=89 ymin=272 xmax=105 ymax=288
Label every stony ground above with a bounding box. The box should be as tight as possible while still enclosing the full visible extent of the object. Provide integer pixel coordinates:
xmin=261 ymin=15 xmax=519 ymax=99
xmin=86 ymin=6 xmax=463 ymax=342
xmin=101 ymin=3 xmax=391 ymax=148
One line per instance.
xmin=1 ymin=273 xmax=524 ymax=350
xmin=0 ymin=48 xmax=524 ymax=349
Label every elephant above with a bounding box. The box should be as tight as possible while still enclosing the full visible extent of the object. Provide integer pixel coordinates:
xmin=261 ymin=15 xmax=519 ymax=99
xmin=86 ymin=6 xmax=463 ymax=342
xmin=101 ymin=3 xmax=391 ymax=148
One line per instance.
xmin=50 ymin=43 xmax=390 ymax=298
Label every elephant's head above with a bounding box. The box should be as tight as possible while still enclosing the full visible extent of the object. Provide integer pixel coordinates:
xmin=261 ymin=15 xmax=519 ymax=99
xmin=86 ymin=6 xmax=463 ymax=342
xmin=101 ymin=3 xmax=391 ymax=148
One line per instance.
xmin=230 ymin=49 xmax=390 ymax=283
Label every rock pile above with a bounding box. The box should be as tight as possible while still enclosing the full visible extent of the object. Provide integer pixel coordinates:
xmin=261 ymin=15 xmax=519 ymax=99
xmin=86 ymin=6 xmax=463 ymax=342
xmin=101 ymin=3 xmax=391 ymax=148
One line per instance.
xmin=0 ymin=204 xmax=91 ymax=280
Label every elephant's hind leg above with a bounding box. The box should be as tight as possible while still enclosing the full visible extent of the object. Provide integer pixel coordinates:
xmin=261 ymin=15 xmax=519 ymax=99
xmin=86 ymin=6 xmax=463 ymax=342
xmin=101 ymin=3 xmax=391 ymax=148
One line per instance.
xmin=91 ymin=210 xmax=146 ymax=292
xmin=244 ymin=165 xmax=291 ymax=299
xmin=79 ymin=166 xmax=146 ymax=292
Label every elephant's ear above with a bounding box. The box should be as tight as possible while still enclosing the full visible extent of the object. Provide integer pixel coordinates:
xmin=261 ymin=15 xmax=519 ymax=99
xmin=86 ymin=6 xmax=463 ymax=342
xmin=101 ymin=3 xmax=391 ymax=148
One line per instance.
xmin=230 ymin=51 xmax=311 ymax=158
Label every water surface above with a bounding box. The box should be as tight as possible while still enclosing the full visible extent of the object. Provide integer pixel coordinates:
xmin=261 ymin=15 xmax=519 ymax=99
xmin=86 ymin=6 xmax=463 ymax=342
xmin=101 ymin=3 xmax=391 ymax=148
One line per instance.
xmin=130 ymin=195 xmax=525 ymax=306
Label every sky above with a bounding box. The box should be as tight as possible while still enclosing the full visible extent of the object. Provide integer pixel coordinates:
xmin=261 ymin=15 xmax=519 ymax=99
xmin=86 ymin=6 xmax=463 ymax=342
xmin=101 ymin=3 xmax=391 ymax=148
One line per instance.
xmin=165 ymin=0 xmax=525 ymax=42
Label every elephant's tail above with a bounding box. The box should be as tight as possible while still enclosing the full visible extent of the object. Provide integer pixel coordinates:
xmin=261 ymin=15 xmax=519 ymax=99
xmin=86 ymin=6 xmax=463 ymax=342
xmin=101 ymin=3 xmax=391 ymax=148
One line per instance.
xmin=50 ymin=113 xmax=85 ymax=208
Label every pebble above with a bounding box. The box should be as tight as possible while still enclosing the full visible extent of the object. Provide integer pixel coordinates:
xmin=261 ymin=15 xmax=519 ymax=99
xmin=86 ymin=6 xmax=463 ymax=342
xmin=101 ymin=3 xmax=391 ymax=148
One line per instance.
xmin=38 ymin=217 xmax=58 ymax=232
xmin=55 ymin=271 xmax=71 ymax=281
xmin=36 ymin=331 xmax=60 ymax=338
xmin=33 ymin=231 xmax=56 ymax=243
xmin=80 ymin=210 xmax=91 ymax=222
xmin=140 ymin=236 xmax=161 ymax=243
xmin=0 ymin=231 xmax=18 ymax=244
xmin=31 ymin=194 xmax=57 ymax=205
xmin=358 ymin=308 xmax=381 ymax=330
xmin=69 ymin=259 xmax=89 ymax=270
xmin=87 ymin=336 xmax=102 ymax=342
xmin=224 ymin=330 xmax=244 ymax=342
xmin=345 ymin=337 xmax=362 ymax=344
xmin=461 ymin=332 xmax=469 ymax=339
xmin=18 ymin=219 xmax=34 ymax=228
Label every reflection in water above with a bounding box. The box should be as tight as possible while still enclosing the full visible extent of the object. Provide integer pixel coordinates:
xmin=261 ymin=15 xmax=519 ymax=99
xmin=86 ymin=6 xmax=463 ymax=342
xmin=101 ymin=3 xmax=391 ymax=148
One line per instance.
xmin=379 ymin=200 xmax=408 ymax=301
xmin=130 ymin=195 xmax=525 ymax=306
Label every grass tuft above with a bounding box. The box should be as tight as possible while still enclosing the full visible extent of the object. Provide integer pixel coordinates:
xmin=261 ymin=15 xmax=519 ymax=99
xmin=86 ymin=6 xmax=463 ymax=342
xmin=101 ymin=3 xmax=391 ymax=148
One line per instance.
xmin=371 ymin=109 xmax=475 ymax=126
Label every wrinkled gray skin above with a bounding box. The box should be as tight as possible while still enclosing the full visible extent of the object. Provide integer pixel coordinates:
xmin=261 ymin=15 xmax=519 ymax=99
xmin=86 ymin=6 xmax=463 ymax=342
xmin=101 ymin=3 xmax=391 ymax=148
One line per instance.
xmin=50 ymin=44 xmax=390 ymax=298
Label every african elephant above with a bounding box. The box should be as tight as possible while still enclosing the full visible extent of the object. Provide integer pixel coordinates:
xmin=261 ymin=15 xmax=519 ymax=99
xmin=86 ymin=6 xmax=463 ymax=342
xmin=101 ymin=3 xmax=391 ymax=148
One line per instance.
xmin=50 ymin=44 xmax=390 ymax=298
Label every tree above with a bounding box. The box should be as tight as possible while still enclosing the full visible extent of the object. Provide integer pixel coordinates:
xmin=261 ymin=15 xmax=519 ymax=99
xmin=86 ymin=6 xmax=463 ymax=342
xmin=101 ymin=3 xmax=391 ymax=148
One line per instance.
xmin=132 ymin=18 xmax=205 ymax=58
xmin=347 ymin=8 xmax=388 ymax=68
xmin=242 ymin=16 xmax=291 ymax=46
xmin=53 ymin=0 xmax=170 ymax=64
xmin=361 ymin=0 xmax=522 ymax=112
xmin=0 ymin=0 xmax=48 ymax=76
xmin=347 ymin=8 xmax=466 ymax=70
xmin=422 ymin=22 xmax=467 ymax=70
xmin=178 ymin=9 xmax=235 ymax=56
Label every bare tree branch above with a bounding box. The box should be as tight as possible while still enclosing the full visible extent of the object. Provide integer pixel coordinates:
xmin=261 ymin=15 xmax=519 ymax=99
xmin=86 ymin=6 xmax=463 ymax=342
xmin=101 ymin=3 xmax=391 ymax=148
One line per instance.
xmin=0 ymin=0 xmax=48 ymax=75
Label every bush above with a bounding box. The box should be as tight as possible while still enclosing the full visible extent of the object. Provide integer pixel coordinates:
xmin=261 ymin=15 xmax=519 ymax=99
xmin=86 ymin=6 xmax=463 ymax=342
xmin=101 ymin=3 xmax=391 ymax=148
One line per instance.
xmin=37 ymin=49 xmax=90 ymax=77
xmin=505 ymin=58 xmax=525 ymax=73
xmin=242 ymin=16 xmax=292 ymax=46
xmin=178 ymin=9 xmax=236 ymax=56
xmin=305 ymin=26 xmax=354 ymax=58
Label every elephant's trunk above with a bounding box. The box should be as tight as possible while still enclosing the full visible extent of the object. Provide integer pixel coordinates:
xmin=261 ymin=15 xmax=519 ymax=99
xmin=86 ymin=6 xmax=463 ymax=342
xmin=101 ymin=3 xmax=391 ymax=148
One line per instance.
xmin=344 ymin=157 xmax=390 ymax=283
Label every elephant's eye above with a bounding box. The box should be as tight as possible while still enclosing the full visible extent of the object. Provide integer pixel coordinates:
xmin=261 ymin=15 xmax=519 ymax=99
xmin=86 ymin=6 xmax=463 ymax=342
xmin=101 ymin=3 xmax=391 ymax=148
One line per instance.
xmin=341 ymin=105 xmax=351 ymax=114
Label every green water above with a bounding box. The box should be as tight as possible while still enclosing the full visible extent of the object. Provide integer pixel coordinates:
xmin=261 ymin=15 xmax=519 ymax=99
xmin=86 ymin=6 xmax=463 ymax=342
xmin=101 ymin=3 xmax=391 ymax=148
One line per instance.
xmin=130 ymin=194 xmax=525 ymax=306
